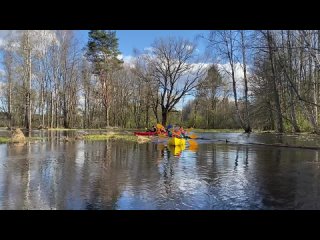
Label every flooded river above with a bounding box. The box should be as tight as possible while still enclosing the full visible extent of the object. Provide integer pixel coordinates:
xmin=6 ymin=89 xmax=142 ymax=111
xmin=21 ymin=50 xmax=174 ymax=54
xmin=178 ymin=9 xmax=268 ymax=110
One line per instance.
xmin=0 ymin=131 xmax=320 ymax=209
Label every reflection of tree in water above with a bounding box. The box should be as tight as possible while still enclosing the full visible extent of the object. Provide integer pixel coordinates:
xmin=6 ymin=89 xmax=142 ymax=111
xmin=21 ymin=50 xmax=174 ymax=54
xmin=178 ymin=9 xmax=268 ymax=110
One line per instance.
xmin=80 ymin=140 xmax=130 ymax=209
xmin=254 ymin=147 xmax=299 ymax=209
xmin=193 ymin=144 xmax=221 ymax=207
xmin=195 ymin=144 xmax=218 ymax=182
xmin=156 ymin=144 xmax=165 ymax=164
xmin=2 ymin=144 xmax=45 ymax=209
xmin=244 ymin=146 xmax=249 ymax=170
xmin=0 ymin=140 xmax=133 ymax=209
xmin=82 ymin=141 xmax=163 ymax=209
xmin=234 ymin=147 xmax=239 ymax=170
xmin=163 ymin=148 xmax=175 ymax=196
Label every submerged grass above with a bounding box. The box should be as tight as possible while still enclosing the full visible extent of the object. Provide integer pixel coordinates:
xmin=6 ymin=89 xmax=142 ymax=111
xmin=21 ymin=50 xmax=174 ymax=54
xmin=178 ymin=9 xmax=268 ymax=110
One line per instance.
xmin=0 ymin=136 xmax=46 ymax=144
xmin=83 ymin=134 xmax=142 ymax=142
xmin=26 ymin=137 xmax=47 ymax=142
xmin=48 ymin=128 xmax=77 ymax=131
xmin=0 ymin=137 xmax=10 ymax=143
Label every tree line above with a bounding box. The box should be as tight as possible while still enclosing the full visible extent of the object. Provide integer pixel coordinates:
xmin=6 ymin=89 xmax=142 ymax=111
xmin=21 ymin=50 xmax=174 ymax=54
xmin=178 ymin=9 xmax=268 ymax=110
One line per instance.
xmin=0 ymin=30 xmax=319 ymax=133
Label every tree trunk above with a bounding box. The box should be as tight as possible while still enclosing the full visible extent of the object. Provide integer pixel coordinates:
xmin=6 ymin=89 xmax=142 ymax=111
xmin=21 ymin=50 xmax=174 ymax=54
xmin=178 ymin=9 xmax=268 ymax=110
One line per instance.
xmin=193 ymin=100 xmax=198 ymax=128
xmin=41 ymin=84 xmax=45 ymax=127
xmin=63 ymin=101 xmax=69 ymax=128
xmin=146 ymin=102 xmax=149 ymax=127
xmin=55 ymin=94 xmax=58 ymax=128
xmin=106 ymin=106 xmax=110 ymax=127
xmin=267 ymin=31 xmax=284 ymax=133
xmin=8 ymin=74 xmax=12 ymax=128
xmin=240 ymin=31 xmax=251 ymax=133
xmin=287 ymin=30 xmax=300 ymax=133
xmin=84 ymin=94 xmax=87 ymax=129
xmin=289 ymin=87 xmax=300 ymax=132
xmin=230 ymin=64 xmax=244 ymax=130
xmin=206 ymin=104 xmax=209 ymax=128
xmin=25 ymin=31 xmax=32 ymax=131
xmin=161 ymin=108 xmax=168 ymax=126
xmin=50 ymin=92 xmax=54 ymax=128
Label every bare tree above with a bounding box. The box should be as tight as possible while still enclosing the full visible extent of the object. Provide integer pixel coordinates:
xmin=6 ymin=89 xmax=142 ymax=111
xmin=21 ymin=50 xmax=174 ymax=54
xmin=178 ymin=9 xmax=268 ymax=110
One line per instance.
xmin=239 ymin=30 xmax=252 ymax=132
xmin=205 ymin=31 xmax=250 ymax=132
xmin=2 ymin=39 xmax=15 ymax=127
xmin=140 ymin=37 xmax=206 ymax=126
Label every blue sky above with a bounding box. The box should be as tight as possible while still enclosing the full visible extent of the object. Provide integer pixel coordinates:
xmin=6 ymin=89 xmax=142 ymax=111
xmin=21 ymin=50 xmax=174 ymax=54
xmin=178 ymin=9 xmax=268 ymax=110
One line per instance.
xmin=76 ymin=30 xmax=209 ymax=57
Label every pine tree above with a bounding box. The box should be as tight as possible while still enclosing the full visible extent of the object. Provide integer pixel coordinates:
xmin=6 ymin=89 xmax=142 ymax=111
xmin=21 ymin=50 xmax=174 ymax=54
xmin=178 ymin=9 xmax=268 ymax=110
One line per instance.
xmin=85 ymin=30 xmax=123 ymax=127
xmin=85 ymin=30 xmax=123 ymax=73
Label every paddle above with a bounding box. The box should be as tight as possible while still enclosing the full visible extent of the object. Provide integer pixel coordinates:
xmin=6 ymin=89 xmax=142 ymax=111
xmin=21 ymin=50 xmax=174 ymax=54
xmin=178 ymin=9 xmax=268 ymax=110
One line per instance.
xmin=185 ymin=134 xmax=211 ymax=140
xmin=188 ymin=139 xmax=198 ymax=146
xmin=189 ymin=133 xmax=198 ymax=139
xmin=188 ymin=139 xmax=199 ymax=152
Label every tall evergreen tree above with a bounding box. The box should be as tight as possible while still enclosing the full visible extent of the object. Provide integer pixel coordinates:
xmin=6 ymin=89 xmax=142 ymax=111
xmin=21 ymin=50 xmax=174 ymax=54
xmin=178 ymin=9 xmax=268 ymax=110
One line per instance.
xmin=85 ymin=30 xmax=123 ymax=126
xmin=85 ymin=30 xmax=122 ymax=72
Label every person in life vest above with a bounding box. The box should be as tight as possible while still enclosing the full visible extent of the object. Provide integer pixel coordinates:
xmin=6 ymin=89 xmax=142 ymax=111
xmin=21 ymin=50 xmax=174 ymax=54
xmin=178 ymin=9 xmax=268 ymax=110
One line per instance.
xmin=179 ymin=126 xmax=186 ymax=138
xmin=167 ymin=124 xmax=173 ymax=137
xmin=172 ymin=125 xmax=182 ymax=138
xmin=156 ymin=124 xmax=166 ymax=135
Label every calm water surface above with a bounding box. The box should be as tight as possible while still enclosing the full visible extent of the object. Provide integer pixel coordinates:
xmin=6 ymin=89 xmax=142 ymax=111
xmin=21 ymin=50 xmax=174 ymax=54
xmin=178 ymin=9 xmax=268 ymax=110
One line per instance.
xmin=0 ymin=132 xmax=320 ymax=210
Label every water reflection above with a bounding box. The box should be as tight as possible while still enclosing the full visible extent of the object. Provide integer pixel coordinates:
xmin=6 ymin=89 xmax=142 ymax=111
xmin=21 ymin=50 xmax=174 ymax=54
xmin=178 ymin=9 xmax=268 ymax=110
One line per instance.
xmin=0 ymin=133 xmax=320 ymax=209
xmin=167 ymin=144 xmax=186 ymax=157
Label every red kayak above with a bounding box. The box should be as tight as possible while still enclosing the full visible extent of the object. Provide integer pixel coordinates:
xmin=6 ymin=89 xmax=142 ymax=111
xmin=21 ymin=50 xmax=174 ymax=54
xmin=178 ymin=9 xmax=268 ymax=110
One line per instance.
xmin=134 ymin=132 xmax=157 ymax=136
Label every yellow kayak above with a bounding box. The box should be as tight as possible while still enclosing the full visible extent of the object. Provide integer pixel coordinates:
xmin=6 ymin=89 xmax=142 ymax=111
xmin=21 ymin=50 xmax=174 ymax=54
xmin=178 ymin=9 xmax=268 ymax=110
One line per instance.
xmin=168 ymin=137 xmax=186 ymax=146
xmin=168 ymin=144 xmax=186 ymax=156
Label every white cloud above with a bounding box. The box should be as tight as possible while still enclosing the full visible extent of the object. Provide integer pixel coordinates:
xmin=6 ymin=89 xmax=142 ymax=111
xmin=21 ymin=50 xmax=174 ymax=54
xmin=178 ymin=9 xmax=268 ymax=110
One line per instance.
xmin=123 ymin=55 xmax=136 ymax=68
xmin=217 ymin=62 xmax=245 ymax=81
xmin=0 ymin=30 xmax=58 ymax=53
xmin=185 ymin=44 xmax=194 ymax=51
xmin=216 ymin=62 xmax=253 ymax=99
xmin=31 ymin=30 xmax=58 ymax=54
xmin=190 ymin=62 xmax=210 ymax=74
xmin=144 ymin=47 xmax=154 ymax=52
xmin=0 ymin=30 xmax=19 ymax=48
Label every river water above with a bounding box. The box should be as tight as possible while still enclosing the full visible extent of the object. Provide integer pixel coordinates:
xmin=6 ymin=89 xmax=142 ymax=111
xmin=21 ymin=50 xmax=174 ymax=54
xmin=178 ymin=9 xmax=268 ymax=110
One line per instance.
xmin=0 ymin=131 xmax=320 ymax=209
